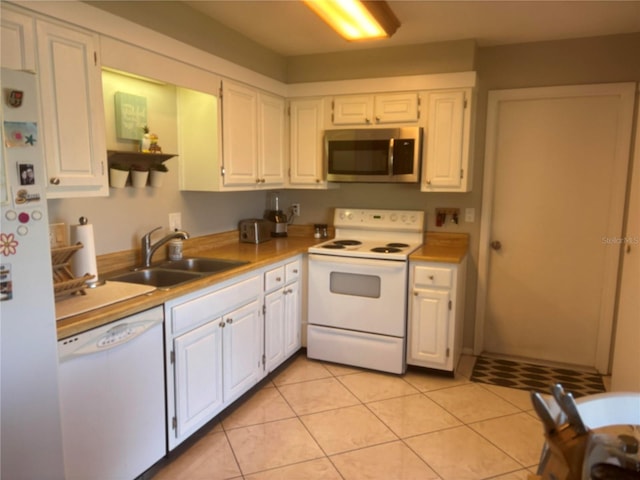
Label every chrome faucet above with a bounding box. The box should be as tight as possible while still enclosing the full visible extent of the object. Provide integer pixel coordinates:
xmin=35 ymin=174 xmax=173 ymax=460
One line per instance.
xmin=141 ymin=226 xmax=190 ymax=267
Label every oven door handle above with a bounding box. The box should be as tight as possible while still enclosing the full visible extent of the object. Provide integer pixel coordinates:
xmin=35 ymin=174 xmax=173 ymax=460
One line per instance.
xmin=388 ymin=138 xmax=395 ymax=177
xmin=309 ymin=254 xmax=407 ymax=270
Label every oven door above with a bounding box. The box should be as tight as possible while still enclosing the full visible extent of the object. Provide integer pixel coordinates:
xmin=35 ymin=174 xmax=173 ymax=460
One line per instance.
xmin=307 ymin=253 xmax=408 ymax=337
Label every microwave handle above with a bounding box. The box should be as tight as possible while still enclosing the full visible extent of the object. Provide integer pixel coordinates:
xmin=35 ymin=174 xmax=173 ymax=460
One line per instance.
xmin=388 ymin=138 xmax=395 ymax=176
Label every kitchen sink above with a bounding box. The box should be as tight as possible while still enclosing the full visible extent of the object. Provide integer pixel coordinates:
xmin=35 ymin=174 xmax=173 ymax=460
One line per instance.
xmin=109 ymin=268 xmax=204 ymax=289
xmin=108 ymin=258 xmax=248 ymax=289
xmin=158 ymin=257 xmax=248 ymax=273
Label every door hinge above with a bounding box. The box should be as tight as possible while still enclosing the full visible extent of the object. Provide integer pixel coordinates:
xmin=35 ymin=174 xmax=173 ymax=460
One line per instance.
xmin=101 ymin=160 xmax=105 ymax=176
xmin=446 ymin=347 xmax=450 ymax=357
xmin=172 ymin=416 xmax=177 ymax=430
xmin=170 ymin=350 xmax=175 ymax=364
xmin=464 ymin=98 xmax=468 ymax=109
xmin=262 ymin=354 xmax=266 ymax=366
xmin=448 ymin=300 xmax=452 ymax=310
xmin=220 ymin=165 xmax=225 ymax=176
xmin=460 ymin=169 xmax=464 ymax=179
xmin=93 ymin=51 xmax=97 ymax=66
xmin=262 ymin=304 xmax=266 ymax=315
xmin=219 ymin=81 xmax=223 ymax=98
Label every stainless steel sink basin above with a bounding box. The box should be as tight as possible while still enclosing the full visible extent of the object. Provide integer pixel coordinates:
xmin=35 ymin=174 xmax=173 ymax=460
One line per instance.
xmin=158 ymin=257 xmax=248 ymax=273
xmin=108 ymin=258 xmax=248 ymax=289
xmin=109 ymin=268 xmax=203 ymax=289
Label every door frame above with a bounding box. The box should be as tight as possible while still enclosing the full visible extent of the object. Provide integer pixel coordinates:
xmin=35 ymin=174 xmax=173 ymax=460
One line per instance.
xmin=474 ymin=83 xmax=636 ymax=373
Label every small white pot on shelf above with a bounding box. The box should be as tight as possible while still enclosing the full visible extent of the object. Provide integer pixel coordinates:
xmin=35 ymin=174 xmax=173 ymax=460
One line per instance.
xmin=131 ymin=169 xmax=149 ymax=188
xmin=109 ymin=167 xmax=129 ymax=188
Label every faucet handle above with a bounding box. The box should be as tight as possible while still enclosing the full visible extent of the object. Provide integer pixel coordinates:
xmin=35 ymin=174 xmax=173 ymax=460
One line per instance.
xmin=144 ymin=226 xmax=163 ymax=237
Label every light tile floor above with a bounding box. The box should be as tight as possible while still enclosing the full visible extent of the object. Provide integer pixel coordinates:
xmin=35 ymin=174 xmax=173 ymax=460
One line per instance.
xmin=153 ymin=354 xmax=546 ymax=480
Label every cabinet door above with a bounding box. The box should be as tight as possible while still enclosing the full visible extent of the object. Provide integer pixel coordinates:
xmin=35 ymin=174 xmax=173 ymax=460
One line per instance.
xmin=174 ymin=320 xmax=224 ymax=441
xmin=222 ymin=299 xmax=262 ymax=403
xmin=258 ymin=92 xmax=285 ymax=185
xmin=1 ymin=7 xmax=35 ymax=71
xmin=289 ymin=98 xmax=325 ymax=186
xmin=221 ymin=80 xmax=258 ymax=186
xmin=408 ymin=288 xmax=450 ymax=369
xmin=284 ymin=280 xmax=301 ymax=357
xmin=264 ymin=289 xmax=285 ymax=372
xmin=332 ymin=95 xmax=373 ymax=125
xmin=422 ymin=89 xmax=471 ymax=192
xmin=374 ymin=92 xmax=419 ymax=124
xmin=36 ymin=20 xmax=108 ymax=197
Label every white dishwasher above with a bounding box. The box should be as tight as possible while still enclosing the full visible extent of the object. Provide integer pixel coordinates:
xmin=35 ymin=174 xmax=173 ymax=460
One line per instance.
xmin=58 ymin=306 xmax=166 ymax=480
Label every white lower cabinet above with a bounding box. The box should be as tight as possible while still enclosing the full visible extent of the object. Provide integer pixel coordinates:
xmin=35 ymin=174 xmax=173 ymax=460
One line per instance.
xmin=173 ymin=320 xmax=223 ymax=441
xmin=166 ymin=274 xmax=262 ymax=450
xmin=166 ymin=256 xmax=303 ymax=450
xmin=264 ymin=257 xmax=302 ymax=373
xmin=407 ymin=258 xmax=467 ymax=372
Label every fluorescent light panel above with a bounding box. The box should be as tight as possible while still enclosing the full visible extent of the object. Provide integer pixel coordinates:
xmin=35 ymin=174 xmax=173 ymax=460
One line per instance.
xmin=304 ymin=0 xmax=400 ymax=41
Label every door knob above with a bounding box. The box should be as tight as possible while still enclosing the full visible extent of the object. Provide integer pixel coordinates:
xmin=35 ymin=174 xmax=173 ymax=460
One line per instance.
xmin=490 ymin=240 xmax=502 ymax=251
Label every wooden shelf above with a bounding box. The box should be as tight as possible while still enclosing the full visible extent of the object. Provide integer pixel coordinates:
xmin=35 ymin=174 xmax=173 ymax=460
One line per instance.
xmin=107 ymin=150 xmax=177 ymax=168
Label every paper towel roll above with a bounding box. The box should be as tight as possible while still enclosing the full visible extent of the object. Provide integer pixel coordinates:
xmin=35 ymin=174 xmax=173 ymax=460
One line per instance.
xmin=70 ymin=219 xmax=98 ymax=285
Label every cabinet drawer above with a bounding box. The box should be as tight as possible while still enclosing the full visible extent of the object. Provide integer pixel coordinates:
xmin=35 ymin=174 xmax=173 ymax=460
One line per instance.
xmin=285 ymin=259 xmax=301 ymax=283
xmin=265 ymin=265 xmax=285 ymax=292
xmin=413 ymin=265 xmax=452 ymax=288
xmin=171 ymin=276 xmax=260 ymax=334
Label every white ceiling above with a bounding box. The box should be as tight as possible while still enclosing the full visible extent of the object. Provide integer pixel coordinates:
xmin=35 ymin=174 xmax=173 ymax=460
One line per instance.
xmin=184 ymin=1 xmax=640 ymax=57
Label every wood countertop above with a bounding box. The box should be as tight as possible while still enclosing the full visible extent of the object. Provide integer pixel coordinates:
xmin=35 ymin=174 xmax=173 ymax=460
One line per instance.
xmin=56 ymin=229 xmax=469 ymax=340
xmin=411 ymin=232 xmax=469 ymax=264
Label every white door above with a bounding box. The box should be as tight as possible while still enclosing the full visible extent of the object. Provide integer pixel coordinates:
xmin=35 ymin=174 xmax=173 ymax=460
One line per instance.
xmin=476 ymin=83 xmax=635 ymax=372
xmin=222 ymin=300 xmax=262 ymax=403
xmin=173 ymin=320 xmax=223 ymax=440
xmin=264 ymin=288 xmax=285 ymax=372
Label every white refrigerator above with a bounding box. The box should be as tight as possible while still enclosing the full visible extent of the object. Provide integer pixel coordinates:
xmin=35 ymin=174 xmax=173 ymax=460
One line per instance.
xmin=0 ymin=68 xmax=65 ymax=479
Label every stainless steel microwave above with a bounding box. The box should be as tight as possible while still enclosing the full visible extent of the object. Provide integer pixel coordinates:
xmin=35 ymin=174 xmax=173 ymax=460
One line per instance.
xmin=325 ymin=127 xmax=422 ymax=183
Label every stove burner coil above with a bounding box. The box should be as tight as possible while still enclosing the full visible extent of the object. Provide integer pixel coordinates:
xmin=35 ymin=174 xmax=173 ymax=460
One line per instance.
xmin=371 ymin=247 xmax=402 ymax=253
xmin=386 ymin=243 xmax=409 ymax=248
xmin=333 ymin=240 xmax=362 ymax=246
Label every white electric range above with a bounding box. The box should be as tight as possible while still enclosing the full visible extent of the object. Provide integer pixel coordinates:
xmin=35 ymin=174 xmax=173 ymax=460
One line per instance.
xmin=307 ymin=208 xmax=424 ymax=374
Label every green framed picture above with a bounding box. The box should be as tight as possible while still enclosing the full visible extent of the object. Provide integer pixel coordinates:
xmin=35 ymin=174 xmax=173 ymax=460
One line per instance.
xmin=114 ymin=92 xmax=147 ymax=140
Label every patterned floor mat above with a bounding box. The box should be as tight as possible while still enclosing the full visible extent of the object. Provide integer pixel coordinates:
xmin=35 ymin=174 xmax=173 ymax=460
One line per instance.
xmin=470 ymin=356 xmax=606 ymax=398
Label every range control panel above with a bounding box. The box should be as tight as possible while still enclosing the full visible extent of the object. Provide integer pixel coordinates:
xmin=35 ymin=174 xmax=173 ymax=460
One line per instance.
xmin=334 ymin=208 xmax=424 ymax=232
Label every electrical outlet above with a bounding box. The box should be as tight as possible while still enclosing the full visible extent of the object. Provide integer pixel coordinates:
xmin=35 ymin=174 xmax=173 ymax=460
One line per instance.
xmin=169 ymin=212 xmax=182 ymax=231
xmin=464 ymin=208 xmax=475 ymax=223
xmin=291 ymin=203 xmax=300 ymax=216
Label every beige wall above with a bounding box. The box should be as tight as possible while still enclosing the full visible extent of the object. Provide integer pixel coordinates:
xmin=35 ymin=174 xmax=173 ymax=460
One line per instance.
xmin=49 ymin=5 xmax=640 ymax=350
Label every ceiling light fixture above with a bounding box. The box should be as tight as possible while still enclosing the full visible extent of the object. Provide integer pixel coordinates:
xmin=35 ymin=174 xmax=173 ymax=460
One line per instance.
xmin=303 ymin=0 xmax=400 ymax=41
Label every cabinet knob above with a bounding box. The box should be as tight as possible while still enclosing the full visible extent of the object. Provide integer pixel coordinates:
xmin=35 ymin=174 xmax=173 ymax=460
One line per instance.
xmin=256 ymin=178 xmax=261 ymax=183
xmin=316 ymin=178 xmax=321 ymax=183
xmin=490 ymin=240 xmax=502 ymax=251
xmin=261 ymin=178 xmax=266 ymax=183
xmin=375 ymin=116 xmax=380 ymax=123
xmin=226 ymin=318 xmax=233 ymax=324
xmin=293 ymin=269 xmax=298 ymax=274
xmin=426 ymin=179 xmax=432 ymax=185
xmin=429 ymin=275 xmax=435 ymax=280
xmin=276 ymin=276 xmax=282 ymax=282
xmin=50 ymin=177 xmax=61 ymax=185
xmin=414 ymin=291 xmax=418 ymax=296
xmin=219 ymin=321 xmax=225 ymax=328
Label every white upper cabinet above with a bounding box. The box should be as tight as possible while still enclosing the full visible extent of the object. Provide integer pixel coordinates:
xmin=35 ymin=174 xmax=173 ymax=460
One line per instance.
xmin=288 ymin=97 xmax=326 ymax=188
xmin=332 ymin=92 xmax=419 ymax=126
xmin=1 ymin=6 xmax=35 ymax=71
xmin=221 ymin=79 xmax=285 ymax=188
xmin=421 ymin=88 xmax=474 ymax=192
xmin=36 ymin=19 xmax=108 ymax=197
